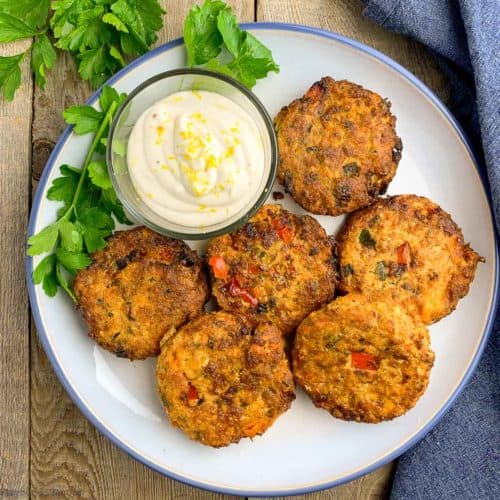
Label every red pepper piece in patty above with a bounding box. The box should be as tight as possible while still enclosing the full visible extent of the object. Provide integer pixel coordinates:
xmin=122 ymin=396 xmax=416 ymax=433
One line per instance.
xmin=396 ymin=241 xmax=411 ymax=266
xmin=228 ymin=278 xmax=258 ymax=307
xmin=351 ymin=352 xmax=378 ymax=370
xmin=272 ymin=219 xmax=294 ymax=244
xmin=208 ymin=256 xmax=229 ymax=280
xmin=247 ymin=263 xmax=260 ymax=274
xmin=187 ymin=382 xmax=199 ymax=401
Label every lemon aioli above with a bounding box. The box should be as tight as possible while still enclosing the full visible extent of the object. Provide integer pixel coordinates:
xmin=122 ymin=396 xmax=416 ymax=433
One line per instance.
xmin=127 ymin=90 xmax=265 ymax=227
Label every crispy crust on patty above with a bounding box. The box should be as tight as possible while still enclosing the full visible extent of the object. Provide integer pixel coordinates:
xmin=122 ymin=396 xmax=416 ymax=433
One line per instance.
xmin=293 ymin=293 xmax=434 ymax=423
xmin=275 ymin=77 xmax=402 ymax=215
xmin=336 ymin=194 xmax=483 ymax=324
xmin=207 ymin=204 xmax=336 ymax=335
xmin=156 ymin=311 xmax=295 ymax=447
xmin=73 ymin=226 xmax=209 ymax=360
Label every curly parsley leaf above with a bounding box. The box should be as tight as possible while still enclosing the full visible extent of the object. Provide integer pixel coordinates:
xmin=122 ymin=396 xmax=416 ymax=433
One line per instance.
xmin=79 ymin=206 xmax=115 ymax=253
xmin=0 ymin=0 xmax=50 ymax=30
xmin=0 ymin=2 xmax=51 ymax=100
xmin=111 ymin=0 xmax=165 ymax=50
xmin=108 ymin=44 xmax=126 ymax=66
xmin=216 ymin=7 xmax=280 ymax=87
xmin=203 ymin=58 xmax=241 ymax=83
xmin=80 ymin=206 xmax=115 ymax=232
xmin=43 ymin=269 xmax=59 ymax=296
xmin=0 ymin=53 xmax=25 ymax=101
xmin=59 ymin=220 xmax=83 ymax=252
xmin=75 ymin=178 xmax=101 ymax=213
xmin=31 ymin=34 xmax=57 ymax=90
xmin=50 ymin=0 xmax=87 ymax=39
xmin=102 ymin=12 xmax=129 ymax=34
xmin=88 ymin=160 xmax=112 ymax=189
xmin=47 ymin=165 xmax=80 ymax=220
xmin=184 ymin=0 xmax=279 ymax=88
xmin=33 ymin=254 xmax=58 ymax=296
xmin=0 ymin=12 xmax=37 ymax=43
xmin=27 ymin=223 xmax=60 ymax=256
xmin=227 ymin=32 xmax=280 ymax=88
xmin=2 ymin=1 xmax=165 ymax=100
xmin=80 ymin=225 xmax=108 ymax=253
xmin=184 ymin=0 xmax=225 ymax=66
xmin=215 ymin=5 xmax=240 ymax=57
xmin=77 ymin=46 xmax=116 ymax=87
xmin=51 ymin=0 xmax=165 ymax=88
xmin=33 ymin=253 xmax=56 ymax=285
xmin=99 ymin=85 xmax=126 ymax=113
xmin=56 ymin=247 xmax=92 ymax=274
xmin=63 ymin=105 xmax=104 ymax=135
xmin=56 ymin=263 xmax=76 ymax=302
xmin=100 ymin=187 xmax=131 ymax=224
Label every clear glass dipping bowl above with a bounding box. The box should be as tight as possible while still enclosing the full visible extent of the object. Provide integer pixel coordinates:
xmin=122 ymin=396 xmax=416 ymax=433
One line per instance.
xmin=107 ymin=68 xmax=277 ymax=240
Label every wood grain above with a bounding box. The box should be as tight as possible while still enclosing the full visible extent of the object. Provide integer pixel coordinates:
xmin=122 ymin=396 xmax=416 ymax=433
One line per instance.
xmin=257 ymin=0 xmax=449 ymax=102
xmin=30 ymin=318 xmax=239 ymax=500
xmin=0 ymin=39 xmax=33 ymax=500
xmin=30 ymin=2 xmax=250 ymax=499
xmin=256 ymin=463 xmax=394 ymax=500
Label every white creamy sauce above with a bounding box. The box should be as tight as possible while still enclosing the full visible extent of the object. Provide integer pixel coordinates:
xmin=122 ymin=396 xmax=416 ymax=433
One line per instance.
xmin=127 ymin=90 xmax=265 ymax=227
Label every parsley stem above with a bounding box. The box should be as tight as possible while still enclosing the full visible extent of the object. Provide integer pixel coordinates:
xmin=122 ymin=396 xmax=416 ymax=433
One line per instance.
xmin=63 ymin=100 xmax=118 ymax=221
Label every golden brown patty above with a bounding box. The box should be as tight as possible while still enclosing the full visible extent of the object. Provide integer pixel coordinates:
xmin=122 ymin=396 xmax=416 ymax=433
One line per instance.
xmin=73 ymin=226 xmax=209 ymax=360
xmin=207 ymin=204 xmax=336 ymax=335
xmin=156 ymin=311 xmax=295 ymax=447
xmin=293 ymin=293 xmax=434 ymax=423
xmin=275 ymin=77 xmax=402 ymax=215
xmin=336 ymin=195 xmax=483 ymax=324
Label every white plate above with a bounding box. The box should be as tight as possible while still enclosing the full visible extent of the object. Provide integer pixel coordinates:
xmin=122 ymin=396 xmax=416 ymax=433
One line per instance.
xmin=27 ymin=24 xmax=498 ymax=496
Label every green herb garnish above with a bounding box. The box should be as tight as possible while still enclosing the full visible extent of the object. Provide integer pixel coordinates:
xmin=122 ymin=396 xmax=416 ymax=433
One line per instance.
xmin=0 ymin=0 xmax=165 ymax=100
xmin=27 ymin=86 xmax=131 ymax=301
xmin=375 ymin=261 xmax=388 ymax=281
xmin=359 ymin=229 xmax=376 ymax=249
xmin=184 ymin=0 xmax=279 ymax=88
xmin=343 ymin=162 xmax=360 ymax=177
xmin=324 ymin=335 xmax=340 ymax=350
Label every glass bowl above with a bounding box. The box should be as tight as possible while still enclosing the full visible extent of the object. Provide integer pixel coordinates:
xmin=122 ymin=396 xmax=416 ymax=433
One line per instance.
xmin=107 ymin=68 xmax=277 ymax=240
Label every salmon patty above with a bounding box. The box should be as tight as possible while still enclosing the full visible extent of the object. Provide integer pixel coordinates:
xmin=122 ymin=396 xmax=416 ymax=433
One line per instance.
xmin=336 ymin=195 xmax=483 ymax=324
xmin=275 ymin=77 xmax=402 ymax=215
xmin=293 ymin=293 xmax=434 ymax=423
xmin=207 ymin=204 xmax=336 ymax=335
xmin=156 ymin=311 xmax=295 ymax=447
xmin=73 ymin=226 xmax=209 ymax=360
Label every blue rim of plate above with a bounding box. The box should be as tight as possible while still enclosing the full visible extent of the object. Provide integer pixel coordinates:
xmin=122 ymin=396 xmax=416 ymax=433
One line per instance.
xmin=26 ymin=22 xmax=499 ymax=497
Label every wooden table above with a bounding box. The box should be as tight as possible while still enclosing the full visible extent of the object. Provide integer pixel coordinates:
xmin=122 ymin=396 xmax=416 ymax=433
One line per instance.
xmin=1 ymin=1 xmax=448 ymax=498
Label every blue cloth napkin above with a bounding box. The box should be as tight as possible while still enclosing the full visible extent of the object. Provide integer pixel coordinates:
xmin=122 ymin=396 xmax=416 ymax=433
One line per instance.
xmin=361 ymin=1 xmax=500 ymax=499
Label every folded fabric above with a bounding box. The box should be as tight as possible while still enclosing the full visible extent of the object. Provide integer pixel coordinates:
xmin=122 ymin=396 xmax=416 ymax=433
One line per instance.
xmin=361 ymin=1 xmax=500 ymax=499
xmin=363 ymin=0 xmax=499 ymax=228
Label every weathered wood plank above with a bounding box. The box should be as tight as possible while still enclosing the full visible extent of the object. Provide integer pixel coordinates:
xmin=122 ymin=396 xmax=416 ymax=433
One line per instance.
xmin=0 ymin=39 xmax=33 ymax=500
xmin=254 ymin=463 xmax=394 ymax=500
xmin=257 ymin=0 xmax=449 ymax=102
xmin=30 ymin=2 xmax=252 ymax=499
xmin=30 ymin=317 xmax=241 ymax=500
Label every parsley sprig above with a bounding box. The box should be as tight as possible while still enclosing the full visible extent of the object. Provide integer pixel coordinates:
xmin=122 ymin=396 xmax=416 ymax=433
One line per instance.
xmin=26 ymin=0 xmax=281 ymax=302
xmin=0 ymin=0 xmax=165 ymax=101
xmin=28 ymin=86 xmax=131 ymax=301
xmin=184 ymin=0 xmax=279 ymax=88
